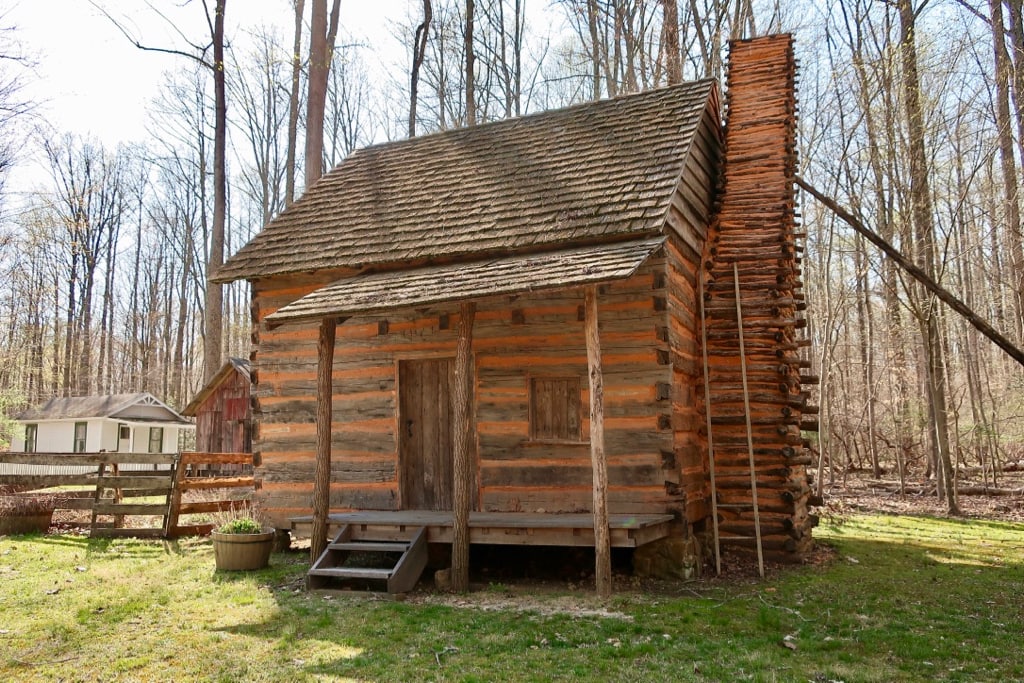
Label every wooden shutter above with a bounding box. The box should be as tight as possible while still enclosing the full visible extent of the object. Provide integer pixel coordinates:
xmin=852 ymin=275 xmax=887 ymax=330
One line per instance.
xmin=530 ymin=377 xmax=581 ymax=441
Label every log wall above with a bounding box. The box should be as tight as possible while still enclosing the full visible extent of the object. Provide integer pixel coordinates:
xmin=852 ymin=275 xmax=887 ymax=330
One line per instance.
xmin=664 ymin=89 xmax=722 ymax=527
xmin=701 ymin=34 xmax=817 ymax=560
xmin=249 ymin=257 xmax=685 ymax=529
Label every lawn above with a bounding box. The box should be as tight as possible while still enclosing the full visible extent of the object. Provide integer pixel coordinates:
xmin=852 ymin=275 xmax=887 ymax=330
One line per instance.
xmin=0 ymin=513 xmax=1021 ymax=682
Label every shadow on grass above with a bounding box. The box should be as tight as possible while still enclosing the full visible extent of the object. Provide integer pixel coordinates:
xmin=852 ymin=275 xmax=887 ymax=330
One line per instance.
xmin=13 ymin=531 xmax=211 ymax=560
xmin=5 ymin=514 xmax=1023 ymax=681
xmin=209 ymin=550 xmax=308 ymax=586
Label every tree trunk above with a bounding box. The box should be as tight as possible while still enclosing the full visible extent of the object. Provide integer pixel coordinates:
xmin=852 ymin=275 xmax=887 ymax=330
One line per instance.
xmin=895 ymin=0 xmax=959 ymax=514
xmin=661 ymin=0 xmax=682 ymax=85
xmin=204 ymin=0 xmax=227 ymax=384
xmin=286 ymin=0 xmax=304 ymax=206
xmin=588 ymin=0 xmax=601 ymax=98
xmin=465 ymin=0 xmax=476 ymax=126
xmin=305 ymin=0 xmax=341 ymax=188
xmin=410 ymin=0 xmax=432 ymax=137
xmin=991 ymin=0 xmax=1024 ymax=343
xmin=854 ymin=233 xmax=879 ymax=478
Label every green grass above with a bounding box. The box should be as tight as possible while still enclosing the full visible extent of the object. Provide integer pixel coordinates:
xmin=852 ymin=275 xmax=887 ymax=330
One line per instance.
xmin=1 ymin=513 xmax=1022 ymax=682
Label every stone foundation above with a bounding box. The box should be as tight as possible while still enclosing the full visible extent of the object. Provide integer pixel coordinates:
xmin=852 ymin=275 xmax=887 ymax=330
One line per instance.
xmin=633 ymin=534 xmax=702 ymax=580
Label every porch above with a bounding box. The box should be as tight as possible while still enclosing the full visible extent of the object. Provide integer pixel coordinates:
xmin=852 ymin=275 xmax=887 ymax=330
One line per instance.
xmin=290 ymin=510 xmax=675 ymax=549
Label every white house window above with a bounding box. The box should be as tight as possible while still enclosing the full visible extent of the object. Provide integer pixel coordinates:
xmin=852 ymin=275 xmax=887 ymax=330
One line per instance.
xmin=24 ymin=424 xmax=37 ymax=453
xmin=119 ymin=425 xmax=130 ymax=441
xmin=148 ymin=427 xmax=164 ymax=453
xmin=73 ymin=422 xmax=87 ymax=453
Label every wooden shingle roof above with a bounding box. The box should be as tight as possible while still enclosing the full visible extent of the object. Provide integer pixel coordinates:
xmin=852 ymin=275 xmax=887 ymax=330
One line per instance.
xmin=265 ymin=238 xmax=666 ymax=326
xmin=215 ymin=80 xmax=717 ymax=282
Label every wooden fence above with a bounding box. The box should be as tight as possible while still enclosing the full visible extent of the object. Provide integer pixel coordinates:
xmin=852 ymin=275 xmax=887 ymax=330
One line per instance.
xmin=166 ymin=451 xmax=255 ymax=537
xmin=0 ymin=451 xmax=254 ymax=538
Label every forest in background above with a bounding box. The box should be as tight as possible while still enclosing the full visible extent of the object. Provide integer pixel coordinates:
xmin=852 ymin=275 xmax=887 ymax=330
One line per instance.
xmin=0 ymin=0 xmax=1022 ymax=510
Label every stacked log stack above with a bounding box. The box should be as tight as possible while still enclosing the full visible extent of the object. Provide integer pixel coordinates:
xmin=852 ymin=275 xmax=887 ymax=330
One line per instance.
xmin=701 ymin=34 xmax=818 ymax=561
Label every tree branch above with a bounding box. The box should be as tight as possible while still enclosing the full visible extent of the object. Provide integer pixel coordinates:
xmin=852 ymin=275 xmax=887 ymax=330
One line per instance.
xmin=796 ymin=175 xmax=1024 ymax=369
xmin=88 ymin=1 xmax=213 ymax=70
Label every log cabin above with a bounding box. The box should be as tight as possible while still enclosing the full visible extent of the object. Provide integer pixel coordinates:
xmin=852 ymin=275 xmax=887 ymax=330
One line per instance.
xmin=214 ymin=34 xmax=816 ymax=590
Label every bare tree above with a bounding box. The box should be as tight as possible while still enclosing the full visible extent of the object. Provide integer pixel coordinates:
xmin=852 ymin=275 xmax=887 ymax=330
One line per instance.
xmin=661 ymin=0 xmax=682 ymax=84
xmin=466 ymin=0 xmax=477 ymax=124
xmin=229 ymin=26 xmax=289 ymax=228
xmin=286 ymin=0 xmax=306 ymax=206
xmin=96 ymin=0 xmax=229 ymax=383
xmin=42 ymin=135 xmax=126 ymax=397
xmin=304 ymin=0 xmax=342 ymax=187
xmin=411 ymin=0 xmax=433 ymax=136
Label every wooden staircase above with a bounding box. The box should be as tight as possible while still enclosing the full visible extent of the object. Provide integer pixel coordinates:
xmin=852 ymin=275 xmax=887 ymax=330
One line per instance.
xmin=307 ymin=525 xmax=428 ymax=594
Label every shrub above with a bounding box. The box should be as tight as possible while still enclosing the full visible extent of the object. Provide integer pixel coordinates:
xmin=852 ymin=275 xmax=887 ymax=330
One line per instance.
xmin=216 ymin=517 xmax=263 ymax=534
xmin=0 ymin=493 xmax=66 ymax=517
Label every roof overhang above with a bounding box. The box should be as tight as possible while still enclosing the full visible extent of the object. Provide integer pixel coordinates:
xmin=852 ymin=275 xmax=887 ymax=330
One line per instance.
xmin=114 ymin=418 xmax=196 ymax=429
xmin=265 ymin=237 xmax=666 ymax=327
xmin=182 ymin=358 xmax=251 ymax=416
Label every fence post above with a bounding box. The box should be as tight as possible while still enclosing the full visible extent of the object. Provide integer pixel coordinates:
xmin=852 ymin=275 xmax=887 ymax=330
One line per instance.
xmin=164 ymin=452 xmax=188 ymax=538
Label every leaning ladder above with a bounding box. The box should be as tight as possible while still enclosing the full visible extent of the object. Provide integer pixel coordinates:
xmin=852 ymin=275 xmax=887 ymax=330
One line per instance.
xmin=698 ymin=270 xmax=722 ymax=576
xmin=700 ymin=265 xmax=765 ymax=577
xmin=733 ymin=262 xmax=765 ymax=578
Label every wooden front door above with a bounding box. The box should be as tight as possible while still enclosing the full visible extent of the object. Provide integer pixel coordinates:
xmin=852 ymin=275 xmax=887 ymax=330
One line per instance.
xmin=399 ymin=358 xmax=455 ymax=510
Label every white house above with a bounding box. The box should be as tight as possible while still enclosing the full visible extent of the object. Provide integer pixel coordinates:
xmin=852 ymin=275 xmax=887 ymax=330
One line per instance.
xmin=11 ymin=393 xmax=194 ymax=454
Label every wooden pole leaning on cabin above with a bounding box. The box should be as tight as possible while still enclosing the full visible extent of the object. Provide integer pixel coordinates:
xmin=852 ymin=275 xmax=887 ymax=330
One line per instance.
xmin=584 ymin=285 xmax=612 ymax=597
xmin=451 ymin=301 xmax=476 ymax=593
xmin=698 ymin=270 xmax=722 ymax=576
xmin=311 ymin=317 xmax=337 ymax=564
xmin=734 ymin=263 xmax=765 ymax=579
xmin=796 ymin=176 xmax=1024 ymax=369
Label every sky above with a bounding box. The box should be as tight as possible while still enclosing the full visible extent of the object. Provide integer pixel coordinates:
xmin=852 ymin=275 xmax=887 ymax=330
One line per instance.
xmin=7 ymin=0 xmax=410 ymax=143
xmin=3 ymin=0 xmax=409 ymax=191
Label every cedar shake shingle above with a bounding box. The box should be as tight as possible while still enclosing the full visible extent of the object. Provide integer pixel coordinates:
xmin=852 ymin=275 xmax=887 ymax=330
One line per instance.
xmin=264 ymin=237 xmax=666 ymax=325
xmin=215 ymin=80 xmax=716 ymax=282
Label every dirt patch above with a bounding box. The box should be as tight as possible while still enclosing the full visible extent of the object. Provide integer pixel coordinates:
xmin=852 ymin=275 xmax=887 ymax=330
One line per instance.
xmin=406 ymin=589 xmax=636 ymax=620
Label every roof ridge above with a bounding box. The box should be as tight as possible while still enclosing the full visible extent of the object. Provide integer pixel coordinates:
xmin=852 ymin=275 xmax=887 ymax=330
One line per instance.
xmin=218 ymin=79 xmax=719 ymax=283
xmin=345 ymin=79 xmax=717 ymax=160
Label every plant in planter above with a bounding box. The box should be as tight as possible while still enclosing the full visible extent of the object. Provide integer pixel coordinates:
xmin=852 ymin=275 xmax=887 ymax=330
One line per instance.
xmin=0 ymin=492 xmax=64 ymax=536
xmin=210 ymin=505 xmax=275 ymax=571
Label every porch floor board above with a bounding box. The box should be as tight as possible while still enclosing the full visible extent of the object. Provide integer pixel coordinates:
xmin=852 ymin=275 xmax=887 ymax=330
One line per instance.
xmin=290 ymin=511 xmax=675 ymax=548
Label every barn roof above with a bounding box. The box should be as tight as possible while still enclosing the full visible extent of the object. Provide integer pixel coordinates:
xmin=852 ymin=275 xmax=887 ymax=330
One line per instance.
xmin=17 ymin=393 xmax=191 ymax=424
xmin=182 ymin=358 xmax=251 ymax=416
xmin=215 ymin=79 xmax=717 ymax=283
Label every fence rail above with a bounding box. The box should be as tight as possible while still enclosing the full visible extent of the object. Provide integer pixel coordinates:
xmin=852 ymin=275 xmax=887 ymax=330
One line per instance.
xmin=166 ymin=451 xmax=255 ymax=537
xmin=0 ymin=451 xmax=255 ymax=538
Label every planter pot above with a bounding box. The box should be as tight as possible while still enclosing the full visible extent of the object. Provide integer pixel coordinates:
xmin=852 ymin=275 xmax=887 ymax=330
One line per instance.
xmin=211 ymin=529 xmax=275 ymax=571
xmin=0 ymin=511 xmax=54 ymax=536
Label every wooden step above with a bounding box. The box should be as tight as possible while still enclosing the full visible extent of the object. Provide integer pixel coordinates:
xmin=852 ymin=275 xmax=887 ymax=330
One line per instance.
xmin=329 ymin=541 xmax=410 ymax=552
xmin=307 ymin=525 xmax=428 ymax=594
xmin=308 ymin=566 xmax=392 ymax=580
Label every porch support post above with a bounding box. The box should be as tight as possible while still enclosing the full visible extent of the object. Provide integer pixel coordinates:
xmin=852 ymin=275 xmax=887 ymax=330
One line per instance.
xmin=451 ymin=301 xmax=476 ymax=592
xmin=584 ymin=285 xmax=611 ymax=597
xmin=311 ymin=316 xmax=337 ymax=563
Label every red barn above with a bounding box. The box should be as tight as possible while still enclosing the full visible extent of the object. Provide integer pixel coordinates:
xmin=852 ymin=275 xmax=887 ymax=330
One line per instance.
xmin=182 ymin=358 xmax=252 ymax=455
